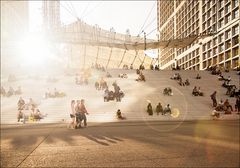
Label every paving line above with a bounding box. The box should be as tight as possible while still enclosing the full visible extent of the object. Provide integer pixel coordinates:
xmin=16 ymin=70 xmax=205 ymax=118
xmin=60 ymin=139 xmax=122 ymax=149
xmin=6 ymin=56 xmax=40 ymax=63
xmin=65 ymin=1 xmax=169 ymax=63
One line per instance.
xmin=15 ymin=125 xmax=60 ymax=168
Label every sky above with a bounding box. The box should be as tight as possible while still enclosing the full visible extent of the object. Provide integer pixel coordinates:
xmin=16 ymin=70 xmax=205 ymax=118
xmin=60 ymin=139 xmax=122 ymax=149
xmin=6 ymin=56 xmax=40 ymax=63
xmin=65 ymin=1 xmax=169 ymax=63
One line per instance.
xmin=29 ymin=1 xmax=157 ymax=39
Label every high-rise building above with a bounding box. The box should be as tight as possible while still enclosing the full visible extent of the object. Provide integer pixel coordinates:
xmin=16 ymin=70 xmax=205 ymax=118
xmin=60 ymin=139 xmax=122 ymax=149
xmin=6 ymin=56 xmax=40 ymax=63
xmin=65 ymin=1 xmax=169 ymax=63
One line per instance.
xmin=43 ymin=1 xmax=61 ymax=31
xmin=157 ymin=0 xmax=239 ymax=70
xmin=1 ymin=1 xmax=29 ymax=41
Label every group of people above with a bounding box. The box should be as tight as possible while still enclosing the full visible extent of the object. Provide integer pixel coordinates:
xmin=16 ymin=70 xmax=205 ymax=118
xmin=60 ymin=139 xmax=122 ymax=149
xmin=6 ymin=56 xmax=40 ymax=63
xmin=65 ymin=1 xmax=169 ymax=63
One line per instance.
xmin=1 ymin=86 xmax=22 ymax=97
xmin=163 ymin=87 xmax=173 ymax=96
xmin=92 ymin=63 xmax=106 ymax=72
xmin=45 ymin=88 xmax=66 ymax=98
xmin=95 ymin=78 xmax=108 ymax=90
xmin=69 ymin=99 xmax=89 ymax=129
xmin=211 ymin=91 xmax=239 ymax=115
xmin=118 ymin=73 xmax=128 ymax=78
xmin=147 ymin=102 xmax=172 ymax=116
xmin=103 ymin=82 xmax=124 ymax=102
xmin=192 ymin=86 xmax=203 ymax=96
xmin=150 ymin=64 xmax=160 ymax=70
xmin=17 ymin=97 xmax=44 ymax=123
xmin=75 ymin=73 xmax=89 ymax=85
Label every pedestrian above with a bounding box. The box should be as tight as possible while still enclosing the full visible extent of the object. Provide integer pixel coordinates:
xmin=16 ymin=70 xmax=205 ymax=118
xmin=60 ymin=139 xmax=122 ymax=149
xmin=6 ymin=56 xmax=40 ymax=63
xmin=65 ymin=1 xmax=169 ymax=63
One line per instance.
xmin=79 ymin=99 xmax=89 ymax=127
xmin=210 ymin=91 xmax=217 ymax=107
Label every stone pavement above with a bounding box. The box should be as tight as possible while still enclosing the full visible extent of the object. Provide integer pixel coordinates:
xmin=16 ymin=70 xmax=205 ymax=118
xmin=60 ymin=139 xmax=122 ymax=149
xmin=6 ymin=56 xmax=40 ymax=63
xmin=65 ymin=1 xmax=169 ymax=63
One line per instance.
xmin=1 ymin=120 xmax=239 ymax=167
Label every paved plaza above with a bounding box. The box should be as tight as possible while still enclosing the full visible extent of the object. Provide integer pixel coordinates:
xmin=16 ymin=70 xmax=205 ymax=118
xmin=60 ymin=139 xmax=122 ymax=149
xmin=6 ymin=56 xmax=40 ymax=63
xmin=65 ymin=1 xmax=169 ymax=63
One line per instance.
xmin=1 ymin=120 xmax=239 ymax=167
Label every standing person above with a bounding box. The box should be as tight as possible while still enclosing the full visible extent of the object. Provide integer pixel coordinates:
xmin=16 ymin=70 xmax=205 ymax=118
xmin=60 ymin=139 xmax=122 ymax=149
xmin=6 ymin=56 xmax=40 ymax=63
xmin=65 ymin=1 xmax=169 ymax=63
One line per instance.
xmin=74 ymin=100 xmax=82 ymax=128
xmin=235 ymin=97 xmax=240 ymax=114
xmin=18 ymin=97 xmax=25 ymax=110
xmin=69 ymin=100 xmax=75 ymax=129
xmin=210 ymin=91 xmax=217 ymax=107
xmin=79 ymin=99 xmax=89 ymax=127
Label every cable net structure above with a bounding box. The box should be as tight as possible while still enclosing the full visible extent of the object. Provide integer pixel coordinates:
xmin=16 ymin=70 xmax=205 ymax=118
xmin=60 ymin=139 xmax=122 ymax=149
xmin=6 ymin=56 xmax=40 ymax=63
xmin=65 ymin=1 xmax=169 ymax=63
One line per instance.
xmin=48 ymin=19 xmax=214 ymax=69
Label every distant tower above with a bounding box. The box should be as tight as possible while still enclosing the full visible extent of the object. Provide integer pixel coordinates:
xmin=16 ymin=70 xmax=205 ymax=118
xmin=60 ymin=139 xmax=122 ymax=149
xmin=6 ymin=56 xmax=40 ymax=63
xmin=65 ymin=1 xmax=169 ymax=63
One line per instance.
xmin=42 ymin=1 xmax=60 ymax=31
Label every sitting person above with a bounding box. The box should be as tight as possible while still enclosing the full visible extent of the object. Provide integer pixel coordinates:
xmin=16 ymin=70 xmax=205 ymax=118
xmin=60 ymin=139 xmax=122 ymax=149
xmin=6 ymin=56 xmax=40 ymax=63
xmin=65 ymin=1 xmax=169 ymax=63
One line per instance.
xmin=171 ymin=73 xmax=180 ymax=80
xmin=136 ymin=69 xmax=140 ymax=75
xmin=196 ymin=74 xmax=201 ymax=79
xmin=223 ymin=99 xmax=233 ymax=114
xmin=1 ymin=86 xmax=6 ymax=96
xmin=27 ymin=98 xmax=37 ymax=111
xmin=192 ymin=86 xmax=199 ymax=96
xmin=163 ymin=104 xmax=171 ymax=115
xmin=17 ymin=110 xmax=24 ymax=122
xmin=116 ymin=109 xmax=126 ymax=120
xmin=7 ymin=86 xmax=14 ymax=97
xmin=218 ymin=74 xmax=224 ymax=81
xmin=198 ymin=87 xmax=204 ymax=96
xmin=178 ymin=77 xmax=185 ymax=86
xmin=136 ymin=73 xmax=146 ymax=82
xmin=215 ymin=99 xmax=224 ymax=111
xmin=95 ymin=81 xmax=100 ymax=90
xmin=33 ymin=109 xmax=43 ymax=120
xmin=226 ymin=76 xmax=231 ymax=82
xmin=147 ymin=103 xmax=153 ymax=115
xmin=211 ymin=110 xmax=220 ymax=119
xmin=156 ymin=102 xmax=163 ymax=115
xmin=185 ymin=79 xmax=190 ymax=86
xmin=106 ymin=72 xmax=112 ymax=78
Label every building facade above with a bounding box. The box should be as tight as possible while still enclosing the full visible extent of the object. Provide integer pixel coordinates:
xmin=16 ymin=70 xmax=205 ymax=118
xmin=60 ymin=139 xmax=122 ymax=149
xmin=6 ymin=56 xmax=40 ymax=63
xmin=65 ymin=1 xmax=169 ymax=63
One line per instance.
xmin=157 ymin=0 xmax=239 ymax=70
xmin=43 ymin=1 xmax=61 ymax=31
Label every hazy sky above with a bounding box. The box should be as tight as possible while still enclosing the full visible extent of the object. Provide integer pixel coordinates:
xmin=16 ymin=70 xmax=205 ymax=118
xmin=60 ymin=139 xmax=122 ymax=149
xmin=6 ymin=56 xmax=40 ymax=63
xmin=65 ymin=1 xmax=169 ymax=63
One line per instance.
xmin=29 ymin=1 xmax=157 ymax=39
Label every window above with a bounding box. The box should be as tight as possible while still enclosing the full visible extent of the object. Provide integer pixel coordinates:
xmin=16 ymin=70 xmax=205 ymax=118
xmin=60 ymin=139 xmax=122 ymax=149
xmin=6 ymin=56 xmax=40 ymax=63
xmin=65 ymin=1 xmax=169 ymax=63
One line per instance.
xmin=219 ymin=44 xmax=224 ymax=52
xmin=232 ymin=25 xmax=239 ymax=35
xmin=203 ymin=44 xmax=206 ymax=51
xmin=213 ymin=38 xmax=217 ymax=46
xmin=219 ymin=19 xmax=224 ymax=28
xmin=219 ymin=9 xmax=224 ymax=18
xmin=203 ymin=14 xmax=206 ymax=22
xmin=232 ymin=9 xmax=239 ymax=19
xmin=232 ymin=36 xmax=239 ymax=46
xmin=233 ymin=47 xmax=239 ymax=57
xmin=219 ymin=0 xmax=224 ymax=8
xmin=225 ymin=14 xmax=231 ymax=24
xmin=207 ymin=41 xmax=212 ymax=49
xmin=233 ymin=0 xmax=239 ymax=8
xmin=225 ymin=4 xmax=231 ymax=13
xmin=225 ymin=40 xmax=231 ymax=49
xmin=225 ymin=30 xmax=231 ymax=39
xmin=219 ymin=34 xmax=224 ymax=43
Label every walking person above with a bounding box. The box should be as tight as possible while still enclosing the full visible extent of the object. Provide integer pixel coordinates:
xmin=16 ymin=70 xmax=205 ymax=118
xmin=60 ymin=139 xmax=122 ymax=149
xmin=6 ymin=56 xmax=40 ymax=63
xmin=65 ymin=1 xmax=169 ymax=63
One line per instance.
xmin=68 ymin=100 xmax=76 ymax=129
xmin=79 ymin=99 xmax=89 ymax=127
xmin=210 ymin=91 xmax=217 ymax=107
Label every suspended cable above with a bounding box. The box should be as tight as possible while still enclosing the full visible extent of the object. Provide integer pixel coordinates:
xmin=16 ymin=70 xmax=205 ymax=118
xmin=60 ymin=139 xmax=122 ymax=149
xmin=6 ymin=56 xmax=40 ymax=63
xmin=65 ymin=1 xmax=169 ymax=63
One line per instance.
xmin=146 ymin=27 xmax=158 ymax=37
xmin=60 ymin=2 xmax=77 ymax=20
xmin=82 ymin=2 xmax=104 ymax=20
xmin=69 ymin=1 xmax=78 ymax=18
xmin=80 ymin=2 xmax=90 ymax=19
xmin=142 ymin=16 xmax=156 ymax=32
xmin=138 ymin=1 xmax=156 ymax=36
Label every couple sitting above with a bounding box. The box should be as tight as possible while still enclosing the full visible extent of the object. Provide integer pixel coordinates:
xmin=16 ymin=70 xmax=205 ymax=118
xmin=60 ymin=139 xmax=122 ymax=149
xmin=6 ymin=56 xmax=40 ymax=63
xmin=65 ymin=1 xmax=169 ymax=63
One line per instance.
xmin=136 ymin=73 xmax=146 ymax=82
xmin=192 ymin=86 xmax=203 ymax=96
xmin=163 ymin=87 xmax=173 ymax=96
xmin=156 ymin=103 xmax=171 ymax=115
